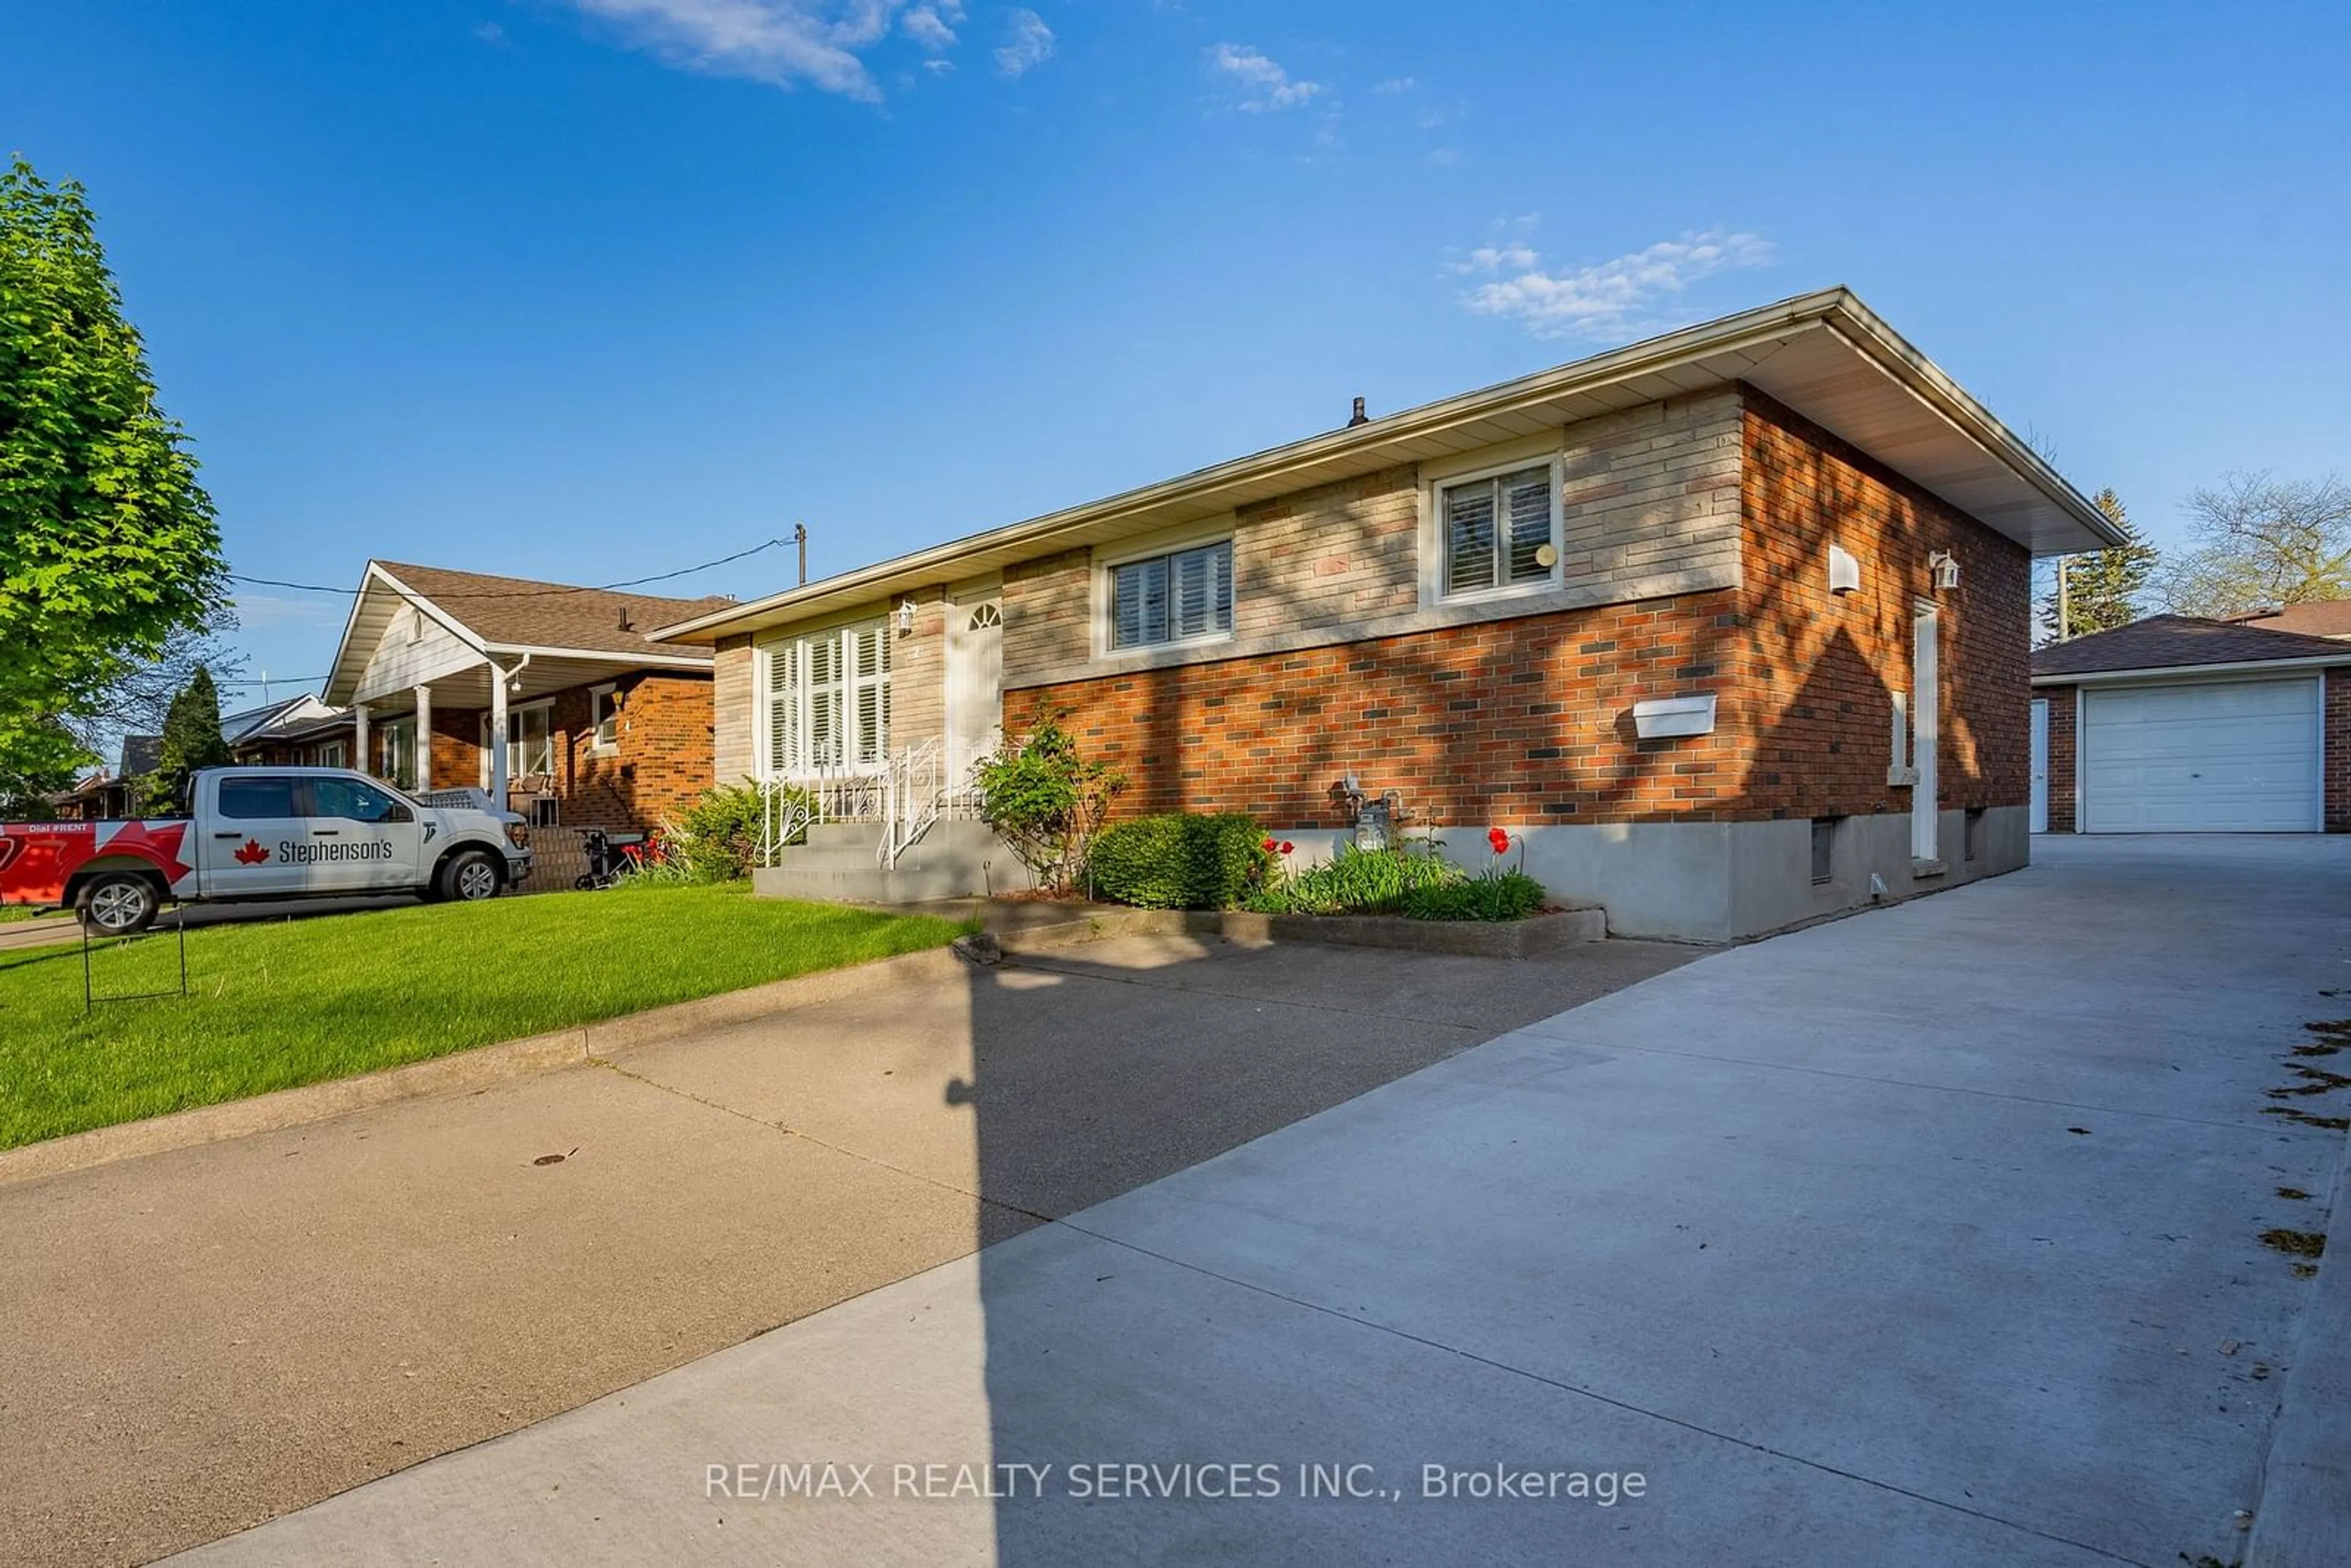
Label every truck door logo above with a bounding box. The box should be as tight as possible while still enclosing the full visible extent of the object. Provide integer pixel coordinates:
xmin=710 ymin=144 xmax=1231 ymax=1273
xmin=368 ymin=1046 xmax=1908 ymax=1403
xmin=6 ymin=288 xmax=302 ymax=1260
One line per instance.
xmin=234 ymin=838 xmax=271 ymax=866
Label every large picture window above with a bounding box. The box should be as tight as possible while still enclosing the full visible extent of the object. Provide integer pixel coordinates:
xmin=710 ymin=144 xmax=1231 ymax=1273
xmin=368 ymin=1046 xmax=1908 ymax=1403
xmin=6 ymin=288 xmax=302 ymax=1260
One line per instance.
xmin=763 ymin=620 xmax=893 ymax=776
xmin=1439 ymin=465 xmax=1557 ymax=597
xmin=1111 ymin=538 xmax=1232 ymax=650
xmin=506 ymin=702 xmax=555 ymax=779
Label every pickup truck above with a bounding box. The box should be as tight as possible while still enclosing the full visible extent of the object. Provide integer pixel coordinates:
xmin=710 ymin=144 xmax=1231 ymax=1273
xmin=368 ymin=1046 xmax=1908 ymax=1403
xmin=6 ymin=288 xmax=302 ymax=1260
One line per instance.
xmin=0 ymin=767 xmax=533 ymax=934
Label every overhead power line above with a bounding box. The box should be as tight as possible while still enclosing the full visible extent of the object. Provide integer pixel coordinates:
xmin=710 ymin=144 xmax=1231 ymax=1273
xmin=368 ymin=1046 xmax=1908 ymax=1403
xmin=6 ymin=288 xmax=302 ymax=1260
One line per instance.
xmin=229 ymin=537 xmax=786 ymax=599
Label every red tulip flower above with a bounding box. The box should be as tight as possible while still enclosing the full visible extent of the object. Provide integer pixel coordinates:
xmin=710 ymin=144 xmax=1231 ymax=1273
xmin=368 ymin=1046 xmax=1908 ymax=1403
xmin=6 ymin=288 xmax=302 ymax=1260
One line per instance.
xmin=1261 ymin=836 xmax=1277 ymax=852
xmin=1487 ymin=828 xmax=1510 ymax=855
xmin=1278 ymin=841 xmax=1295 ymax=855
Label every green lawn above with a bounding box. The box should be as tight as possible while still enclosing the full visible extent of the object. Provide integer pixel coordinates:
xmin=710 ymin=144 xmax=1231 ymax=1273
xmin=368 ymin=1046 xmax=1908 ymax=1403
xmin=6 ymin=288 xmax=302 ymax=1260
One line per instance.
xmin=0 ymin=885 xmax=969 ymax=1151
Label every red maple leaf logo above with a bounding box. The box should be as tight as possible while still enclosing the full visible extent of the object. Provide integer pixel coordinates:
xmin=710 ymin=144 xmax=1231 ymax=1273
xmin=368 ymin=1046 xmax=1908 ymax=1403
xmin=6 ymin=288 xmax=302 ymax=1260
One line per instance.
xmin=234 ymin=838 xmax=272 ymax=866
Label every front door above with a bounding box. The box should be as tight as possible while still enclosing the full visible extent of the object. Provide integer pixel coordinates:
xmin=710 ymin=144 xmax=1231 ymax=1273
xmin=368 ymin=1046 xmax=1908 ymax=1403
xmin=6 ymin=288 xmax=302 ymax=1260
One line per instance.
xmin=201 ymin=773 xmax=311 ymax=898
xmin=304 ymin=773 xmax=426 ymax=891
xmin=945 ymin=599 xmax=1004 ymax=788
xmin=1911 ymin=599 xmax=1941 ymax=863
xmin=2029 ymin=698 xmax=2050 ymax=833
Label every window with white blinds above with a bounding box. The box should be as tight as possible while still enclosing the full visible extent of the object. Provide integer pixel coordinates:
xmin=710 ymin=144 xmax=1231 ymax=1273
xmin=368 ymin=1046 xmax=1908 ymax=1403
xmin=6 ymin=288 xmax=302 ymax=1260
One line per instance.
xmin=1440 ymin=465 xmax=1557 ymax=596
xmin=763 ymin=620 xmax=893 ymax=776
xmin=1111 ymin=539 xmax=1232 ymax=650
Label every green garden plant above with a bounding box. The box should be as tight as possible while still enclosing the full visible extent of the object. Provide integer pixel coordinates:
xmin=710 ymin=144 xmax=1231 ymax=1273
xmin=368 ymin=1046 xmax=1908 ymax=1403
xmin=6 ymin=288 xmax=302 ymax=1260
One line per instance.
xmin=973 ymin=711 xmax=1125 ymax=895
xmin=1089 ymin=812 xmax=1273 ymax=909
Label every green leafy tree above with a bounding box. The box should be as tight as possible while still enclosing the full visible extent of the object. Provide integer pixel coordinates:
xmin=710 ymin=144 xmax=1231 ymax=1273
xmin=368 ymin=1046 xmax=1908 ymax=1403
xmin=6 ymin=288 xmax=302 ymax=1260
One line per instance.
xmin=147 ymin=664 xmax=231 ymax=805
xmin=2156 ymin=470 xmax=2351 ymax=620
xmin=2040 ymin=489 xmax=2159 ymax=640
xmin=1 ymin=156 xmax=228 ymax=804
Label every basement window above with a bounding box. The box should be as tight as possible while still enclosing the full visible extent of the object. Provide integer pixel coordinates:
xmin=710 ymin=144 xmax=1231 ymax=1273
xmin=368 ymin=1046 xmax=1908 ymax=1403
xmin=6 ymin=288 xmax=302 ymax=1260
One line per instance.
xmin=1810 ymin=817 xmax=1839 ymax=885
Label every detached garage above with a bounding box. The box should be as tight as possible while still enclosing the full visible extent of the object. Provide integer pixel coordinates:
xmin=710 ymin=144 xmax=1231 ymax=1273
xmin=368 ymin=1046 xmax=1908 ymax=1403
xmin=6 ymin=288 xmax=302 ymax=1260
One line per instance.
xmin=2032 ymin=616 xmax=2350 ymax=835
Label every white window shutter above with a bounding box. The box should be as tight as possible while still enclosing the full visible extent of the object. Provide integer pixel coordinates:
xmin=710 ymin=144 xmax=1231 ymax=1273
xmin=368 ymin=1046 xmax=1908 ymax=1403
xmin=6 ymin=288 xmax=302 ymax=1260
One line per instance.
xmin=1502 ymin=468 xmax=1553 ymax=582
xmin=1445 ymin=480 xmax=1497 ymax=593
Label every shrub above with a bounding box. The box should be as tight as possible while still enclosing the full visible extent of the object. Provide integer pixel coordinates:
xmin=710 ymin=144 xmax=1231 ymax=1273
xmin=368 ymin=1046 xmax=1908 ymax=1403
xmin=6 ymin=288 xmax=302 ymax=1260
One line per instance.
xmin=661 ymin=782 xmax=770 ymax=882
xmin=975 ymin=711 xmax=1126 ymax=895
xmin=1089 ymin=812 xmax=1272 ymax=909
xmin=1247 ymin=842 xmax=1463 ymax=916
xmin=1403 ymin=868 xmax=1548 ymax=922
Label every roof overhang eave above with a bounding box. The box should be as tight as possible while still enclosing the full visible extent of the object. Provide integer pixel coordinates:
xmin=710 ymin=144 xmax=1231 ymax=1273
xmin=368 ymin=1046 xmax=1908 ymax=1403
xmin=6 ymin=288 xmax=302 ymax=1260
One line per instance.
xmin=651 ymin=288 xmax=2120 ymax=645
xmin=2031 ymin=654 xmax=2351 ymax=686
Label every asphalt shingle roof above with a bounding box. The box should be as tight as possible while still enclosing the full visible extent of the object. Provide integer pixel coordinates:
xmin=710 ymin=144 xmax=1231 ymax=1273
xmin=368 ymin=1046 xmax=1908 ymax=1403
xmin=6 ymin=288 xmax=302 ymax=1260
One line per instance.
xmin=2031 ymin=613 xmax=2351 ymax=678
xmin=373 ymin=562 xmax=737 ymax=659
xmin=2229 ymin=600 xmax=2351 ymax=639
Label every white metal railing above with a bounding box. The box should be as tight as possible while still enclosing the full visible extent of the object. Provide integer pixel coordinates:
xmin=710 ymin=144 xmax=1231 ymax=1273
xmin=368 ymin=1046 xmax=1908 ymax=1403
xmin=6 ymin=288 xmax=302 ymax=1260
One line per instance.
xmin=757 ymin=743 xmax=986 ymax=870
xmin=876 ymin=738 xmax=945 ymax=870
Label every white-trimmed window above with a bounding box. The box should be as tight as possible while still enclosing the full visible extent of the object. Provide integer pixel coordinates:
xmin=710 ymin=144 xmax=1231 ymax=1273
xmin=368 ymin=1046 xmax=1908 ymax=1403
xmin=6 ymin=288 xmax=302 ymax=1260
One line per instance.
xmin=1438 ymin=462 xmax=1559 ymax=598
xmin=1110 ymin=538 xmax=1233 ymax=650
xmin=590 ymin=685 xmax=620 ymax=754
xmin=313 ymin=739 xmax=346 ymax=770
xmin=507 ymin=700 xmax=555 ymax=778
xmin=378 ymin=716 xmax=418 ymax=790
xmin=763 ymin=620 xmax=893 ymax=776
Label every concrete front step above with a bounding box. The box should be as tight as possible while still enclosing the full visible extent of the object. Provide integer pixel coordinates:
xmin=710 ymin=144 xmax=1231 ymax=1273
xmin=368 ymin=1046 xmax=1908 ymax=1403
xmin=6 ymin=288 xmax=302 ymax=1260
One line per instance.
xmin=757 ymin=817 xmax=1034 ymax=904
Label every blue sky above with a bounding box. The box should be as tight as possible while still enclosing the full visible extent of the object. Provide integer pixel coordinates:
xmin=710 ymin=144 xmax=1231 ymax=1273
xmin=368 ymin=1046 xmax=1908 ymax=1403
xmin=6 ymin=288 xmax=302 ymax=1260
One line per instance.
xmin=6 ymin=1 xmax=2347 ymax=703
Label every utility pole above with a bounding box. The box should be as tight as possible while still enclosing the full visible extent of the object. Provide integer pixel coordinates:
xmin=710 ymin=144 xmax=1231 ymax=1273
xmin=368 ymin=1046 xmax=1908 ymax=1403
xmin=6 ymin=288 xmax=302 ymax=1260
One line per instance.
xmin=793 ymin=522 xmax=808 ymax=586
xmin=2057 ymin=556 xmax=2071 ymax=641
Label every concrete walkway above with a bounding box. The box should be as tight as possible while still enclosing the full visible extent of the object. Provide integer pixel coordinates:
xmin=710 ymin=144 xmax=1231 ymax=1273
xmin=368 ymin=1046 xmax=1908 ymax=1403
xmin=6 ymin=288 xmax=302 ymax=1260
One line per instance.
xmin=173 ymin=836 xmax=2351 ymax=1567
xmin=0 ymin=926 xmax=1690 ymax=1567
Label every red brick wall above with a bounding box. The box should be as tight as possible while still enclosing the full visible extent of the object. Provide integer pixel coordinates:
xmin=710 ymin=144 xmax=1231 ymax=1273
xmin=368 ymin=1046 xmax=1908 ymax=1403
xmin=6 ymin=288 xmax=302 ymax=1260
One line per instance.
xmin=411 ymin=674 xmax=714 ymax=832
xmin=1013 ymin=595 xmax=1743 ymax=827
xmin=2041 ymin=686 xmax=2077 ymax=831
xmin=1739 ymin=391 xmax=2032 ymax=820
xmin=2330 ymin=672 xmax=2351 ymax=833
xmin=1011 ymin=386 xmax=2031 ymax=831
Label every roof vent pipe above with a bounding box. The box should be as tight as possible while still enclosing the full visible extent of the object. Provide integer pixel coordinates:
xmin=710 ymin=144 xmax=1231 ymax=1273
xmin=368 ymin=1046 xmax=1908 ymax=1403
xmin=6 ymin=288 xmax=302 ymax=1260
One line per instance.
xmin=1348 ymin=397 xmax=1368 ymax=427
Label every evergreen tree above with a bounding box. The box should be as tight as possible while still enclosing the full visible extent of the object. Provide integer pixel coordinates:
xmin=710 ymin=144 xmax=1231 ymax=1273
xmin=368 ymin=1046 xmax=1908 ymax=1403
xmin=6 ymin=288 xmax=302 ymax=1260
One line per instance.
xmin=144 ymin=666 xmax=231 ymax=811
xmin=2041 ymin=489 xmax=2158 ymax=640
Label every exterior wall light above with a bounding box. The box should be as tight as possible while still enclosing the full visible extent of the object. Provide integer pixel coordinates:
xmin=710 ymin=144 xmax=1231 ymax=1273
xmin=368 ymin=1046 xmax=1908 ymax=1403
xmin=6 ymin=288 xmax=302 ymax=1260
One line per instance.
xmin=897 ymin=598 xmax=917 ymax=633
xmin=1929 ymin=551 xmax=1960 ymax=592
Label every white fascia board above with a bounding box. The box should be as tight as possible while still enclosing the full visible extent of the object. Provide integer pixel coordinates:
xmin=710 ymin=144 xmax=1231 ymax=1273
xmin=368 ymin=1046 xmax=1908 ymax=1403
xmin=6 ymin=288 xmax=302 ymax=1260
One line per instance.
xmin=480 ymin=643 xmax=715 ymax=669
xmin=2033 ymin=655 xmax=2349 ymax=686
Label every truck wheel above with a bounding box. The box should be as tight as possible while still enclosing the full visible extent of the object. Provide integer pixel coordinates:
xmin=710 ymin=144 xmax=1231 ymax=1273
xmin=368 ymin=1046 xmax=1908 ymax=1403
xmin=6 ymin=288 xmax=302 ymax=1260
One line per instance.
xmin=439 ymin=849 xmax=503 ymax=904
xmin=77 ymin=872 xmax=160 ymax=936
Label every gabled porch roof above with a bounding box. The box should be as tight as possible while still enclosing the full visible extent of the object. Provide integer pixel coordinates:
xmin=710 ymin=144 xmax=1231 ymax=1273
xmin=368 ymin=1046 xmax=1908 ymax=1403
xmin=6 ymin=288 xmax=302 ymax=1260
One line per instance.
xmin=324 ymin=561 xmax=733 ymax=710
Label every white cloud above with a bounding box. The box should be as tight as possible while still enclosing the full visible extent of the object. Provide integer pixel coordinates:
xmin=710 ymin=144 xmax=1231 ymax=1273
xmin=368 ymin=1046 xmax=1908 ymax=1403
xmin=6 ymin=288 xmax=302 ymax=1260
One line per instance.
xmin=563 ymin=0 xmax=915 ymax=101
xmin=994 ymin=8 xmax=1052 ymax=76
xmin=1207 ymin=43 xmax=1322 ymax=111
xmin=901 ymin=0 xmax=960 ymax=50
xmin=1456 ymin=227 xmax=1774 ymax=340
xmin=1371 ymin=75 xmax=1412 ymax=94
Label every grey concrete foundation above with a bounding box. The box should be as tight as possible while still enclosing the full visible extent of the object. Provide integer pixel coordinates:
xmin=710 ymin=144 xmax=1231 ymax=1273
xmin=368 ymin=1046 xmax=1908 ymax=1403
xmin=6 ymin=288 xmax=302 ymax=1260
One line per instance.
xmin=1262 ymin=808 xmax=2031 ymax=943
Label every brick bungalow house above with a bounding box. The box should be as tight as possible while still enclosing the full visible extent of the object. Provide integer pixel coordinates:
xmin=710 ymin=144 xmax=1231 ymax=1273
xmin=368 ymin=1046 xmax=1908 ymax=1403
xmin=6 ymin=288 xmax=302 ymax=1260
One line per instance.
xmin=2030 ymin=615 xmax=2351 ymax=834
xmin=653 ymin=290 xmax=2119 ymax=940
xmin=321 ymin=562 xmax=732 ymax=833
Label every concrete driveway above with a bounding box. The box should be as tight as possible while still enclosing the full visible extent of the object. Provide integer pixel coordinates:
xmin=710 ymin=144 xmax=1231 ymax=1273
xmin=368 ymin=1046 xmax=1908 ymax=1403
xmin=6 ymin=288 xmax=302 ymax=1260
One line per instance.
xmin=169 ymin=836 xmax=2351 ymax=1567
xmin=0 ymin=926 xmax=1691 ymax=1566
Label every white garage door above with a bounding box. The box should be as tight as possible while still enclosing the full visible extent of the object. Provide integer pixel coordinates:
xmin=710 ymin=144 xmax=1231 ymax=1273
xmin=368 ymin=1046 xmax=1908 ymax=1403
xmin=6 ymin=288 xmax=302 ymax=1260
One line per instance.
xmin=2080 ymin=678 xmax=2322 ymax=832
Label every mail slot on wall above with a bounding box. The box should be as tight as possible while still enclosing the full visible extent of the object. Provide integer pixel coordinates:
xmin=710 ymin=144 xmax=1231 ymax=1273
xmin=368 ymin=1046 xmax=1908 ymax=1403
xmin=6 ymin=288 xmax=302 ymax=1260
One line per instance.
xmin=1631 ymin=694 xmax=1718 ymax=739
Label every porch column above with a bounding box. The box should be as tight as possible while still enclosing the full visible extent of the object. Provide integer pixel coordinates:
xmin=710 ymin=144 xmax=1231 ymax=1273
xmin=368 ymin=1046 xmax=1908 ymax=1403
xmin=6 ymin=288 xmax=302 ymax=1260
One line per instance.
xmin=489 ymin=662 xmax=509 ymax=810
xmin=353 ymin=702 xmax=370 ymax=777
xmin=413 ymin=684 xmax=433 ymax=792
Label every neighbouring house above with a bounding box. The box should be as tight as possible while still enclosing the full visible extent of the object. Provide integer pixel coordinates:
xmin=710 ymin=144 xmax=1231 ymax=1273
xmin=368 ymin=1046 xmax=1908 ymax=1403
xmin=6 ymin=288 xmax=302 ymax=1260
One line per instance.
xmin=2030 ymin=615 xmax=2351 ymax=834
xmin=320 ymin=561 xmax=734 ymax=833
xmin=2225 ymin=600 xmax=2351 ymax=640
xmin=653 ymin=288 xmax=2120 ymax=940
xmin=224 ymin=693 xmax=357 ymax=768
